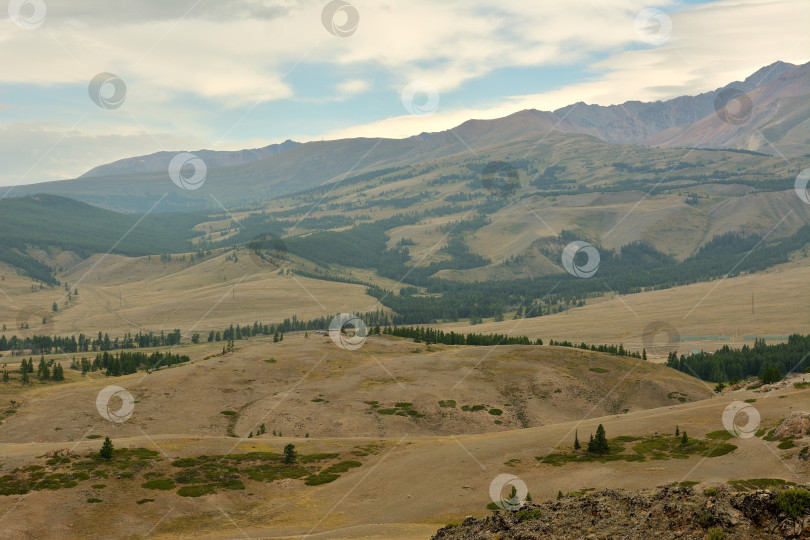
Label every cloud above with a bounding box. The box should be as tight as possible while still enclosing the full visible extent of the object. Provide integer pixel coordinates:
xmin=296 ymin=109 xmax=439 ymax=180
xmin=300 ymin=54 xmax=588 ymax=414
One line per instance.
xmin=0 ymin=0 xmax=806 ymax=185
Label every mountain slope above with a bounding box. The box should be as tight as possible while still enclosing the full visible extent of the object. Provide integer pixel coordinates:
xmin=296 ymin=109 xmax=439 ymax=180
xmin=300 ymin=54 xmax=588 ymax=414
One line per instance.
xmin=79 ymin=139 xmax=300 ymax=178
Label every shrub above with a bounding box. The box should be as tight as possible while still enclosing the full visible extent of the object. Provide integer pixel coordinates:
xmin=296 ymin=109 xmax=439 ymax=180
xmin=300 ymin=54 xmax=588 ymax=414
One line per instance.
xmin=706 ymin=529 xmax=725 ymax=540
xmin=777 ymin=440 xmax=796 ymax=450
xmin=704 ymin=488 xmax=717 ymax=497
xmin=776 ymin=488 xmax=810 ymax=519
xmin=141 ymin=479 xmax=176 ymax=490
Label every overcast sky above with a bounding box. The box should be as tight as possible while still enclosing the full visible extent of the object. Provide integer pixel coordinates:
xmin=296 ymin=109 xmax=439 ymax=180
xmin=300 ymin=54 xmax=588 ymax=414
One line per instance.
xmin=0 ymin=0 xmax=807 ymax=187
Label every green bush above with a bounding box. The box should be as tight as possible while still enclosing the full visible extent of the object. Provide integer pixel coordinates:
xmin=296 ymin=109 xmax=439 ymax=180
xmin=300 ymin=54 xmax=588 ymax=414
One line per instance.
xmin=706 ymin=529 xmax=725 ymax=540
xmin=704 ymin=488 xmax=717 ymax=497
xmin=87 ymin=498 xmax=102 ymax=503
xmin=777 ymin=440 xmax=796 ymax=450
xmin=141 ymin=479 xmax=176 ymax=490
xmin=776 ymin=488 xmax=810 ymax=519
xmin=220 ymin=410 xmax=237 ymax=416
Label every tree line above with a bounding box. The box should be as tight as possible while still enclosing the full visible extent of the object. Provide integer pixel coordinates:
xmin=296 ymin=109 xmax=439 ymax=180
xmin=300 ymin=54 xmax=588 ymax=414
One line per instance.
xmin=667 ymin=334 xmax=810 ymax=383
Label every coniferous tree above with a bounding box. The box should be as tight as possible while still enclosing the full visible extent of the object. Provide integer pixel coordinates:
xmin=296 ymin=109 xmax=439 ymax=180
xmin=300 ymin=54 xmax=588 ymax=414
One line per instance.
xmin=681 ymin=431 xmax=688 ymax=445
xmin=588 ymin=424 xmax=609 ymax=454
xmin=675 ymin=425 xmax=680 ymax=436
xmin=574 ymin=430 xmax=581 ymax=450
xmin=37 ymin=357 xmax=50 ymax=380
xmin=100 ymin=436 xmax=114 ymax=460
xmin=52 ymin=362 xmax=64 ymax=381
xmin=283 ymin=443 xmax=296 ymax=464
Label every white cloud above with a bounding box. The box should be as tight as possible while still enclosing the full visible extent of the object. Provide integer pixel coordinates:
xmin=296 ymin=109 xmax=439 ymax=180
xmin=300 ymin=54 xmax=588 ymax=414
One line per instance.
xmin=0 ymin=0 xmax=806 ymax=185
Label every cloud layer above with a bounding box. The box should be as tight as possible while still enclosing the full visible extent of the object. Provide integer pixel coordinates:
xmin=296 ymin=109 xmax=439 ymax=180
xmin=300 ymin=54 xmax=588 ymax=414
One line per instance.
xmin=0 ymin=0 xmax=807 ymax=186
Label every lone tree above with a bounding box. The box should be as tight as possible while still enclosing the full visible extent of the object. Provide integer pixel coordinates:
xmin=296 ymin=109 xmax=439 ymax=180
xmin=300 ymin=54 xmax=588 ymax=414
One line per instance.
xmin=283 ymin=443 xmax=297 ymax=464
xmin=574 ymin=430 xmax=581 ymax=450
xmin=675 ymin=425 xmax=680 ymax=436
xmin=681 ymin=431 xmax=688 ymax=445
xmin=587 ymin=424 xmax=610 ymax=455
xmin=100 ymin=436 xmax=114 ymax=460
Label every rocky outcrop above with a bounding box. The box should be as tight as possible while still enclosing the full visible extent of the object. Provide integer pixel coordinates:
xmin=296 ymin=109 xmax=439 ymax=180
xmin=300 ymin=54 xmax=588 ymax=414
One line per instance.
xmin=774 ymin=412 xmax=810 ymax=439
xmin=433 ymin=485 xmax=810 ymax=539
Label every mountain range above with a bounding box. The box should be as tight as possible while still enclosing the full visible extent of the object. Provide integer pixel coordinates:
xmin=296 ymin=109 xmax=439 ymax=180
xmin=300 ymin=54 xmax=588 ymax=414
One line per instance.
xmin=9 ymin=60 xmax=809 ymax=213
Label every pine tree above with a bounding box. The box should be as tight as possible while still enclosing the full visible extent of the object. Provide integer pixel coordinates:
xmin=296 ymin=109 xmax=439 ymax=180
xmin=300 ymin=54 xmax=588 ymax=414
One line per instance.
xmin=589 ymin=424 xmax=609 ymax=454
xmin=52 ymin=363 xmax=64 ymax=381
xmin=273 ymin=331 xmax=280 ymax=343
xmin=52 ymin=302 xmax=58 ymax=312
xmin=37 ymin=357 xmax=50 ymax=380
xmin=675 ymin=425 xmax=679 ymax=436
xmin=21 ymin=369 xmax=29 ymax=384
xmin=283 ymin=443 xmax=296 ymax=464
xmin=642 ymin=349 xmax=647 ymax=361
xmin=100 ymin=436 xmax=114 ymax=460
xmin=574 ymin=430 xmax=581 ymax=450
xmin=557 ymin=490 xmax=563 ymax=500
xmin=681 ymin=431 xmax=688 ymax=445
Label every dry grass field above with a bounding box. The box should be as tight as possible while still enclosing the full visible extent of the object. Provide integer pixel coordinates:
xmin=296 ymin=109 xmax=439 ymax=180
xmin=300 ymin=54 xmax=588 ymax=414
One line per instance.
xmin=0 ymin=334 xmax=806 ymax=539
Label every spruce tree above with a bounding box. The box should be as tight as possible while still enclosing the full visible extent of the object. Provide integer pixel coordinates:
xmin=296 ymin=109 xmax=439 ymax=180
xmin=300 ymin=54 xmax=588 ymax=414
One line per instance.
xmin=100 ymin=436 xmax=114 ymax=460
xmin=283 ymin=443 xmax=296 ymax=464
xmin=675 ymin=425 xmax=679 ymax=436
xmin=681 ymin=431 xmax=688 ymax=445
xmin=52 ymin=363 xmax=64 ymax=381
xmin=594 ymin=424 xmax=609 ymax=454
xmin=574 ymin=430 xmax=581 ymax=450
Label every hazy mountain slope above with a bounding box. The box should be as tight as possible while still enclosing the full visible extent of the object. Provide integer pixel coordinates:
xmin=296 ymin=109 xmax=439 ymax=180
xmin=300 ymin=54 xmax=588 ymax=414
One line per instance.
xmin=552 ymin=60 xmax=799 ymax=145
xmin=11 ymin=61 xmax=808 ymax=213
xmin=79 ymin=139 xmax=301 ymax=178
xmin=648 ymin=62 xmax=810 ymax=154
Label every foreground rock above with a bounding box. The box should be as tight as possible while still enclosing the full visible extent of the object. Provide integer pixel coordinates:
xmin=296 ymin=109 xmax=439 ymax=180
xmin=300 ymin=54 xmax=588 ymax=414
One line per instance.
xmin=432 ymin=485 xmax=810 ymax=539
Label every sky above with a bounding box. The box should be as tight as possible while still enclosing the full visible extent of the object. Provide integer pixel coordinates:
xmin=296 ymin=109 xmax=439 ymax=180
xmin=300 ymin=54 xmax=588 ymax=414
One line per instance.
xmin=0 ymin=0 xmax=807 ymax=187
